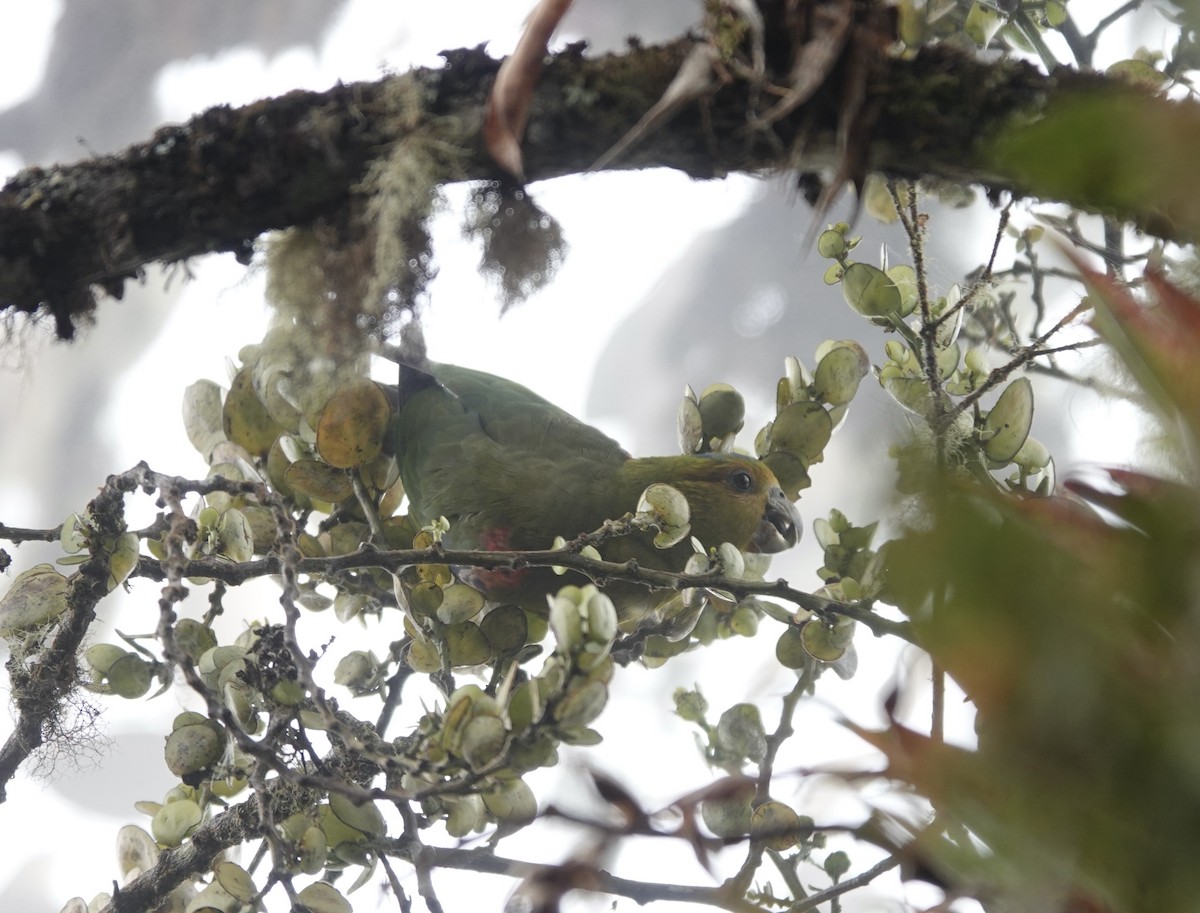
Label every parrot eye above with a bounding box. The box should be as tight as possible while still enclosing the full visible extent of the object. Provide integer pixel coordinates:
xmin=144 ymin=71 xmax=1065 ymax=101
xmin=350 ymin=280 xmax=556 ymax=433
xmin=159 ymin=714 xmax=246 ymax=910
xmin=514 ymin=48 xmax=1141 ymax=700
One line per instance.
xmin=729 ymin=469 xmax=755 ymax=492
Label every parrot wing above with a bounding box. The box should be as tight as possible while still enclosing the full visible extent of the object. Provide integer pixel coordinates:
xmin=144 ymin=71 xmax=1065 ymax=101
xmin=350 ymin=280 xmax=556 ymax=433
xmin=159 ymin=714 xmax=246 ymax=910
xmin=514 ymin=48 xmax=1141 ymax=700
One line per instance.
xmin=392 ymin=361 xmax=801 ymax=620
xmin=395 ymin=362 xmax=631 ymax=551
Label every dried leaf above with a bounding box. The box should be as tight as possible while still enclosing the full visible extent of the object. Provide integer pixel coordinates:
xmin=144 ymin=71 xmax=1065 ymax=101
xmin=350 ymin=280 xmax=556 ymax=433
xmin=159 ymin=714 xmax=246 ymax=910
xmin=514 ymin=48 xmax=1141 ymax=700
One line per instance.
xmin=484 ymin=0 xmax=575 ymax=180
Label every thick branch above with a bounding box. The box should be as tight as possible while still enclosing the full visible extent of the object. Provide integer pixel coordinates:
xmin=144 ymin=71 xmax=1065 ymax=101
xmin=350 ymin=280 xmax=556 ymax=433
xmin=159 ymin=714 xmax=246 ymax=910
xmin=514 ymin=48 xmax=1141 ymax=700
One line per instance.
xmin=0 ymin=471 xmax=139 ymax=802
xmin=0 ymin=35 xmax=1181 ymax=336
xmin=106 ymin=800 xmax=260 ymax=913
xmin=125 ymin=542 xmax=912 ymax=642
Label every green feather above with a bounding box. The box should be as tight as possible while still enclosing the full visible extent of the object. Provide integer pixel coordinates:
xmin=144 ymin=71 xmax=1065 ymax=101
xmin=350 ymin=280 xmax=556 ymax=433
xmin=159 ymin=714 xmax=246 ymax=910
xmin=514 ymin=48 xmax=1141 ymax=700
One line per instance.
xmin=394 ymin=362 xmax=799 ymax=616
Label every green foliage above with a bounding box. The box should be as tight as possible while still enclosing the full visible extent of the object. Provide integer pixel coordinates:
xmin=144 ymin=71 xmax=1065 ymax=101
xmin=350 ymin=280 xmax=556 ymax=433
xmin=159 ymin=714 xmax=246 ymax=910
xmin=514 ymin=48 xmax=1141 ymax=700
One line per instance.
xmin=10 ymin=6 xmax=1200 ymax=913
xmin=989 ymin=87 xmax=1200 ymax=241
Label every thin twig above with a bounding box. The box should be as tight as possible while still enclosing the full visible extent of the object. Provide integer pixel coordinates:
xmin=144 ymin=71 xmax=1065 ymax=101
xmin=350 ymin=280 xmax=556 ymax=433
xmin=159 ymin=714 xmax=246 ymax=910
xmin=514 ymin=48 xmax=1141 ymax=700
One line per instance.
xmin=936 ymin=197 xmax=1013 ymax=328
xmin=756 ymin=673 xmax=814 ymax=804
xmin=793 ymin=853 xmax=901 ymax=912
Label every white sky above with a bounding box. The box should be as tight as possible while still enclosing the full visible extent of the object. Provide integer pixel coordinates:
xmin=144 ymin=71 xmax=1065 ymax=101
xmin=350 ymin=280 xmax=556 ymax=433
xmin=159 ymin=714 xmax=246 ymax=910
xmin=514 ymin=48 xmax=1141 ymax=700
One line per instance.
xmin=0 ymin=3 xmax=1166 ymax=913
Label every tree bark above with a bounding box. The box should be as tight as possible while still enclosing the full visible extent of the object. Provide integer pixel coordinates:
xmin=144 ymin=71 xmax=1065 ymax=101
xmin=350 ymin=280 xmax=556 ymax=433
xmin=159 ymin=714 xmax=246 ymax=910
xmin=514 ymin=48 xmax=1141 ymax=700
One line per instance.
xmin=0 ymin=36 xmax=1183 ymax=338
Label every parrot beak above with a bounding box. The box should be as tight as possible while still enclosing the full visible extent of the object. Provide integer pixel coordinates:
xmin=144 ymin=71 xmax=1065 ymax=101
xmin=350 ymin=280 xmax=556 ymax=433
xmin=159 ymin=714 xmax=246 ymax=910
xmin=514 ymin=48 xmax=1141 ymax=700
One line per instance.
xmin=750 ymin=486 xmax=802 ymax=553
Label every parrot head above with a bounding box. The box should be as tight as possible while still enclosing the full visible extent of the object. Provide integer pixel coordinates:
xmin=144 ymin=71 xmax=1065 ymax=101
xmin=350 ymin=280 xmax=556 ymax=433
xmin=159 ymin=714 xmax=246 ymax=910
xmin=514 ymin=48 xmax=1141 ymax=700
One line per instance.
xmin=618 ymin=453 xmax=800 ymax=556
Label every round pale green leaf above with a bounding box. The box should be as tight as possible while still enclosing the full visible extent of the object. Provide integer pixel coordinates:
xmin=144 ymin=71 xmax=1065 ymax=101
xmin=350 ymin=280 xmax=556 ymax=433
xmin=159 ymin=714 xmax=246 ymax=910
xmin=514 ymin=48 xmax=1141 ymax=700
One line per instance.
xmin=965 ymin=1 xmax=1003 ymax=46
xmin=85 ymin=643 xmax=128 ymax=677
xmin=173 ymin=710 xmax=210 ymax=731
xmin=151 ymin=798 xmax=202 ymax=847
xmin=164 ymin=722 xmax=223 ymax=777
xmin=174 ymin=619 xmax=217 ymax=663
xmin=182 ymin=379 xmax=228 ymax=461
xmin=813 ymin=343 xmax=869 ymax=406
xmin=326 ymin=521 xmax=367 ymax=557
xmin=841 ymin=262 xmax=902 ymax=318
xmin=553 ymin=679 xmax=608 ymax=728
xmin=436 ymin=584 xmax=486 ymax=625
xmin=886 ymin=264 xmax=918 ymax=316
xmin=638 ymin=483 xmax=691 ymax=531
xmin=769 ymin=401 xmax=832 ymax=460
xmin=1013 ymin=434 xmax=1051 ymax=470
xmin=558 ymin=726 xmax=603 ymax=746
xmin=60 ymin=512 xmax=88 ymax=554
xmin=197 ymin=645 xmax=245 ymax=681
xmin=238 ymin=505 xmax=276 ymax=554
xmin=333 ymin=651 xmax=376 ymax=692
xmin=224 ymin=682 xmax=258 ymax=730
xmin=775 ymin=627 xmax=809 ymax=669
xmin=213 ymin=861 xmax=257 ymax=904
xmin=223 ymin=367 xmax=284 ymax=459
xmin=1106 ymin=58 xmax=1168 ymax=90
xmin=700 ymin=787 xmax=753 ymax=838
xmin=116 ymin=825 xmax=159 ymax=879
xmin=255 ymin=364 xmax=303 ymax=430
xmin=333 ymin=592 xmax=368 ymax=623
xmin=446 ymin=621 xmax=492 ymax=666
xmin=197 ymin=505 xmax=220 ymax=531
xmin=761 ymin=451 xmax=811 ymax=500
xmin=0 ymin=564 xmax=70 ymax=639
xmin=716 ymin=704 xmax=767 ymax=763
xmin=188 ymin=881 xmax=241 ymax=913
xmin=107 ymin=653 xmax=154 ymax=699
xmin=697 ymin=384 xmax=745 ymax=439
xmin=715 ymin=542 xmax=745 ymax=579
xmin=861 ymin=175 xmax=899 ymax=224
xmin=266 ymin=436 xmax=303 ymax=500
xmin=217 ymin=509 xmax=253 ymax=563
xmin=316 ymin=380 xmax=392 ymax=469
xmin=318 ymin=803 xmax=368 ymax=849
xmin=677 ymin=393 xmax=704 ymax=454
xmin=817 ymin=229 xmax=847 ymax=259
xmin=549 ymin=588 xmax=584 ymax=653
xmin=482 ymin=778 xmax=537 ymax=823
xmin=751 ymin=800 xmax=803 ymax=850
xmin=799 ymin=617 xmax=856 ymax=662
xmin=445 ymin=795 xmax=486 ymax=839
xmin=725 ymin=604 xmax=756 ymax=637
xmin=982 ymin=377 xmax=1034 ymax=463
xmin=460 ymin=715 xmax=508 ymax=771
xmin=507 ymin=681 xmax=540 ymax=732
xmin=822 ymin=262 xmax=845 ymax=284
xmin=295 ymin=882 xmax=351 ymax=913
xmin=329 ymin=791 xmax=386 ymax=840
xmin=936 ymin=341 xmax=962 ymax=381
xmin=583 ymin=590 xmax=619 ymax=647
xmin=298 ymin=825 xmax=329 ymax=875
xmin=408 ymin=581 xmax=444 ymax=617
xmin=935 ymin=299 xmax=964 ymax=348
xmin=405 ymin=634 xmax=441 ymax=673
xmin=360 ymin=451 xmax=400 ymax=493
xmin=284 ymin=460 xmax=353 ymax=503
xmin=480 ymin=604 xmax=529 ymax=654
xmin=882 ymin=375 xmax=934 ymax=417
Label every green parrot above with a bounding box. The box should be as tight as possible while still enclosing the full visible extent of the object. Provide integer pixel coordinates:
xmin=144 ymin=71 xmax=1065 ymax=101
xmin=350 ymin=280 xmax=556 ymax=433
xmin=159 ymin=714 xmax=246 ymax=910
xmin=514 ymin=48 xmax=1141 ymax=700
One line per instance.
xmin=393 ymin=361 xmax=801 ymax=619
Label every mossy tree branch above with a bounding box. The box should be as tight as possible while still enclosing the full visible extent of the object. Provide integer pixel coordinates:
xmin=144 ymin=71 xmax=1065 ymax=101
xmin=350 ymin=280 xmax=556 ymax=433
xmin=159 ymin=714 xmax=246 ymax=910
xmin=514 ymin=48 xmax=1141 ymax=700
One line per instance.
xmin=0 ymin=30 xmax=1187 ymax=338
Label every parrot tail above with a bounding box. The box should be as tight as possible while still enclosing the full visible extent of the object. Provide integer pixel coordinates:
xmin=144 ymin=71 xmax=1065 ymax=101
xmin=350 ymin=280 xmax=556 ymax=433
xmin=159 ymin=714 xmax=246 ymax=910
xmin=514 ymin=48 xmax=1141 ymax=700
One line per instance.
xmin=394 ymin=323 xmax=437 ymax=408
